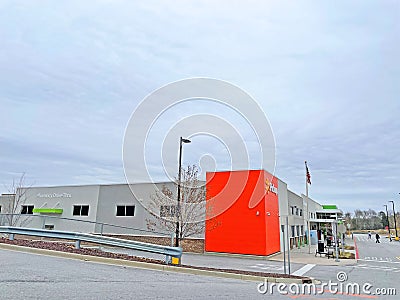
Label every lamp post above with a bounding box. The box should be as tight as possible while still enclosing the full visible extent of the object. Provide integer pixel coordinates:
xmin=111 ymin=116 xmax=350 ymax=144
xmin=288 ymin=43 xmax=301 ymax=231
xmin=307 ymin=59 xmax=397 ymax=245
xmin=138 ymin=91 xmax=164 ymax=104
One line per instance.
xmin=384 ymin=204 xmax=391 ymax=241
xmin=175 ymin=137 xmax=191 ymax=247
xmin=333 ymin=214 xmax=339 ymax=262
xmin=389 ymin=200 xmax=398 ymax=238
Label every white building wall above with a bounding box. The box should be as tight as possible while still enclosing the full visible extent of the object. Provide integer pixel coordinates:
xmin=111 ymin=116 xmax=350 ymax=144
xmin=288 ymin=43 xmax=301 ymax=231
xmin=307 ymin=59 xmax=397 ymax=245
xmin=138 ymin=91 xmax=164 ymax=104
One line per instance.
xmin=95 ymin=182 xmax=176 ymax=235
xmin=277 ymin=179 xmax=288 ymax=251
xmin=15 ymin=185 xmax=100 ymax=232
xmin=0 ymin=182 xmax=182 ymax=236
xmin=302 ymin=194 xmax=323 ymax=231
xmin=0 ymin=194 xmax=15 ymax=213
xmin=288 ymin=191 xmax=305 ymax=237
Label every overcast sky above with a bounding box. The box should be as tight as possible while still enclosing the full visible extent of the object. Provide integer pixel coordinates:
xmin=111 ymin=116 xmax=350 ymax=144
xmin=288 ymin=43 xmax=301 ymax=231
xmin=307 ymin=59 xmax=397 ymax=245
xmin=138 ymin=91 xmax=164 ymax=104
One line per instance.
xmin=1 ymin=0 xmax=399 ymax=214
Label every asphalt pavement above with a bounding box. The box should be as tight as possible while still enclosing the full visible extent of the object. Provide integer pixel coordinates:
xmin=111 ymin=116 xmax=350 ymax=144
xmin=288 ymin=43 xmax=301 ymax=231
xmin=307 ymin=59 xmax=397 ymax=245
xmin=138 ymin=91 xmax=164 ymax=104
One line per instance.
xmin=305 ymin=233 xmax=400 ymax=299
xmin=98 ymin=236 xmax=356 ymax=276
xmin=0 ymin=249 xmax=263 ymax=300
xmin=1 ymin=233 xmax=399 ymax=299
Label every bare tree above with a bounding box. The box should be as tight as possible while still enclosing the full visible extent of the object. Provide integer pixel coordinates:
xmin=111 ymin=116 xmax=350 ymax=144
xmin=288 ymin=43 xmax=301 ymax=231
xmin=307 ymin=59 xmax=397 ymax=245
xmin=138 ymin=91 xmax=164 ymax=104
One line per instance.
xmin=1 ymin=173 xmax=33 ymax=227
xmin=146 ymin=165 xmax=206 ymax=245
xmin=348 ymin=208 xmax=387 ymax=230
xmin=344 ymin=212 xmax=352 ymax=230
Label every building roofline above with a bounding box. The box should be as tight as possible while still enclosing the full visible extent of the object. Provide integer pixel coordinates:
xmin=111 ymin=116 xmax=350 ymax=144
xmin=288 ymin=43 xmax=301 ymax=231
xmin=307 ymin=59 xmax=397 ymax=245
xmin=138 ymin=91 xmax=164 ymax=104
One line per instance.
xmin=17 ymin=181 xmax=177 ymax=190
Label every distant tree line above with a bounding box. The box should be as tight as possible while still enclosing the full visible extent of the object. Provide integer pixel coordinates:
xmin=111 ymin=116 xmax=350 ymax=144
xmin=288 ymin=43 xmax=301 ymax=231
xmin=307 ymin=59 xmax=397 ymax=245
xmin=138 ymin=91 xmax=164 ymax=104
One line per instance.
xmin=344 ymin=209 xmax=400 ymax=230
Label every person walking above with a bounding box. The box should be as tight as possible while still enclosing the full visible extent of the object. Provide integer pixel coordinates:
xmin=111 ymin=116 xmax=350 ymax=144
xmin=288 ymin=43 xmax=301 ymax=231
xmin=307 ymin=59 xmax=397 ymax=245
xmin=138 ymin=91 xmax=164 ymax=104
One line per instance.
xmin=375 ymin=233 xmax=380 ymax=243
xmin=368 ymin=231 xmax=372 ymax=239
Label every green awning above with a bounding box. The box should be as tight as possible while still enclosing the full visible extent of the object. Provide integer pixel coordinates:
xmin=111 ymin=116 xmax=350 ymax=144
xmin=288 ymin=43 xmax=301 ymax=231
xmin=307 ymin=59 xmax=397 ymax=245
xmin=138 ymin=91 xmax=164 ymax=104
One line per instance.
xmin=322 ymin=205 xmax=338 ymax=210
xmin=32 ymin=208 xmax=63 ymax=214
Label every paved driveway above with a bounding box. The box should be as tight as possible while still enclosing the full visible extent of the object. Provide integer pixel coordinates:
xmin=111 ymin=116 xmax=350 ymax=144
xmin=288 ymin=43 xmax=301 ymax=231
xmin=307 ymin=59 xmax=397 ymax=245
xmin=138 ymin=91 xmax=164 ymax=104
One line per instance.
xmin=304 ymin=233 xmax=399 ymax=298
xmin=2 ymin=234 xmax=399 ymax=299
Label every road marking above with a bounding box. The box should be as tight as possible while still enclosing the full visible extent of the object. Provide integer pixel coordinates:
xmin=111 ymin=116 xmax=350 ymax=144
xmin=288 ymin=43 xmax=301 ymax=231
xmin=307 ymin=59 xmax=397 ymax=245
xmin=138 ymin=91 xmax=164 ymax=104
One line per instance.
xmin=250 ymin=264 xmax=283 ymax=271
xmin=291 ymin=264 xmax=316 ymax=276
xmin=359 ymin=258 xmax=400 ymax=264
xmin=355 ymin=264 xmax=399 ymax=272
xmin=356 ymin=236 xmax=392 ymax=243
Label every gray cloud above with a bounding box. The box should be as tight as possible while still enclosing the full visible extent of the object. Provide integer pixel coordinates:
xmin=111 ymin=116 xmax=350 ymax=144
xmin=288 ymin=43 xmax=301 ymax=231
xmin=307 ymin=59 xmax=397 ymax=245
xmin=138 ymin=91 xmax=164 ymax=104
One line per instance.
xmin=1 ymin=0 xmax=399 ymax=213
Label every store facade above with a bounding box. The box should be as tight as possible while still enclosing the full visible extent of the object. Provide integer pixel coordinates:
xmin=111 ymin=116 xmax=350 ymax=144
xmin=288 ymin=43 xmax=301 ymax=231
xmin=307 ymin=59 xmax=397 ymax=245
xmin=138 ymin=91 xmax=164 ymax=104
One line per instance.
xmin=0 ymin=170 xmax=340 ymax=255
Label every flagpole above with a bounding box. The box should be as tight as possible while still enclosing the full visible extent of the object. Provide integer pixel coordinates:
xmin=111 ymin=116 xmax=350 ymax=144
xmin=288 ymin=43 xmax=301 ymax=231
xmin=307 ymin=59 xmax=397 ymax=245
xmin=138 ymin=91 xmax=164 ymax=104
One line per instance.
xmin=305 ymin=161 xmax=311 ymax=254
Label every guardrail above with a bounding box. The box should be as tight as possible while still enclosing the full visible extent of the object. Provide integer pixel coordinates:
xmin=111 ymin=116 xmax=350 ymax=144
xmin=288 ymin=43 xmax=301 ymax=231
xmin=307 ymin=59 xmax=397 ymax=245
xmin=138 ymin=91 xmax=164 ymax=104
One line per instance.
xmin=0 ymin=226 xmax=182 ymax=264
xmin=0 ymin=213 xmax=172 ymax=237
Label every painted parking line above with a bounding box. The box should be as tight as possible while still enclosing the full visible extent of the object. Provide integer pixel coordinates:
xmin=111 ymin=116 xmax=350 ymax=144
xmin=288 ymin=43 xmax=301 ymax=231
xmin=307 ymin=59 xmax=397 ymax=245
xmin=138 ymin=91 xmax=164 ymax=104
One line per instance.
xmin=359 ymin=257 xmax=400 ymax=264
xmin=355 ymin=264 xmax=400 ymax=273
xmin=291 ymin=264 xmax=316 ymax=276
xmin=356 ymin=236 xmax=393 ymax=243
xmin=363 ymin=256 xmax=392 ymax=261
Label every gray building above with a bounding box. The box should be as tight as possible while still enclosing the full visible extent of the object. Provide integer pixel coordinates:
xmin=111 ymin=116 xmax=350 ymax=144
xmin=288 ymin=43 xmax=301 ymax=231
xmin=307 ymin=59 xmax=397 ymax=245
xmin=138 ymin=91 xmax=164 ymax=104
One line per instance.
xmin=0 ymin=177 xmax=341 ymax=251
xmin=0 ymin=182 xmax=177 ymax=236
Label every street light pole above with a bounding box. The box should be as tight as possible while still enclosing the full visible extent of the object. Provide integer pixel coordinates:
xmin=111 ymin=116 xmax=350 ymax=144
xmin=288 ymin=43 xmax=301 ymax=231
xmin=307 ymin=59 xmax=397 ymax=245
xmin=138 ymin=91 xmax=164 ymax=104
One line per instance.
xmin=384 ymin=204 xmax=391 ymax=241
xmin=389 ymin=200 xmax=398 ymax=239
xmin=334 ymin=214 xmax=339 ymax=262
xmin=175 ymin=137 xmax=191 ymax=247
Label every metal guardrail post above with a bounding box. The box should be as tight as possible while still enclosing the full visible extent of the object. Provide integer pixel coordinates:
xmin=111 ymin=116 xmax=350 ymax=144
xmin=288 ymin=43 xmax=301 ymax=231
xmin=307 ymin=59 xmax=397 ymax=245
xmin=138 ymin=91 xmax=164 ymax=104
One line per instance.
xmin=9 ymin=233 xmax=14 ymax=241
xmin=75 ymin=240 xmax=81 ymax=249
xmin=42 ymin=216 xmax=46 ymax=229
xmin=166 ymin=233 xmax=175 ymax=265
xmin=100 ymin=224 xmax=104 ymax=236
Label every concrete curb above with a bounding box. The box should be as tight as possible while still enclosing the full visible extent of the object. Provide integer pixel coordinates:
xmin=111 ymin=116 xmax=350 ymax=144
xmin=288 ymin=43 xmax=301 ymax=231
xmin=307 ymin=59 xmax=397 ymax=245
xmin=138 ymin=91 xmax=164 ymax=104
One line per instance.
xmin=0 ymin=243 xmax=311 ymax=283
xmin=202 ymin=251 xmax=280 ymax=260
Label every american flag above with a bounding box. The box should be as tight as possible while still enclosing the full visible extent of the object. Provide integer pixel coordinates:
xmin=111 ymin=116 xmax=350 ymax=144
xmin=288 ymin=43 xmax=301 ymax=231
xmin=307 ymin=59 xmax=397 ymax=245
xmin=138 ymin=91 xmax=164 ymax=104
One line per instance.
xmin=305 ymin=161 xmax=311 ymax=185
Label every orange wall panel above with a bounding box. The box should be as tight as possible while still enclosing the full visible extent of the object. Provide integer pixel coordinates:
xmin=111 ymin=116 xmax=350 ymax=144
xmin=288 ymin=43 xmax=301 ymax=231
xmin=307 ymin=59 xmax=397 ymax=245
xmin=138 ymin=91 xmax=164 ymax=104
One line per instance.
xmin=264 ymin=172 xmax=281 ymax=254
xmin=205 ymin=170 xmax=281 ymax=256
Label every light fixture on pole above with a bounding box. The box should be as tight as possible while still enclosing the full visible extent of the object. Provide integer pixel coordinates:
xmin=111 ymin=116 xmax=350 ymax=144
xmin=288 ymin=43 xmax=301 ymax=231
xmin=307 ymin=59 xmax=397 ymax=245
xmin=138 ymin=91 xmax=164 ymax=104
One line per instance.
xmin=389 ymin=200 xmax=398 ymax=239
xmin=384 ymin=204 xmax=391 ymax=240
xmin=175 ymin=137 xmax=191 ymax=247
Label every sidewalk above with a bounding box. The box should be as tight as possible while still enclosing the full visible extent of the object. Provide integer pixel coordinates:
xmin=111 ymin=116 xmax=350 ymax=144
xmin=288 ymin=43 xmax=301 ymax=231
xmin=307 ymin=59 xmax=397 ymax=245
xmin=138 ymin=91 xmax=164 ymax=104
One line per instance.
xmin=268 ymin=242 xmax=357 ymax=266
xmin=98 ymin=240 xmax=356 ymax=273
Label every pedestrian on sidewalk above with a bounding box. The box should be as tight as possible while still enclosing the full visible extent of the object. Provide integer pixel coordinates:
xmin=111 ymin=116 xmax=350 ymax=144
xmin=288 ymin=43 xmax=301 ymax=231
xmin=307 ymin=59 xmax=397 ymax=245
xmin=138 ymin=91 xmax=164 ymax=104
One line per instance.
xmin=368 ymin=231 xmax=372 ymax=239
xmin=375 ymin=233 xmax=380 ymax=243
